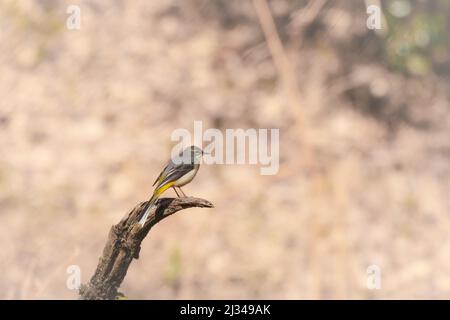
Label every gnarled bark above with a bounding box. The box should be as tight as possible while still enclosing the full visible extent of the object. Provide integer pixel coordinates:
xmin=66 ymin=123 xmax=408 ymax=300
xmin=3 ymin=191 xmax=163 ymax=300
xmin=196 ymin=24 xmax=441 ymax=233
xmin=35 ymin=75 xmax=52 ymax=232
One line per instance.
xmin=79 ymin=197 xmax=213 ymax=300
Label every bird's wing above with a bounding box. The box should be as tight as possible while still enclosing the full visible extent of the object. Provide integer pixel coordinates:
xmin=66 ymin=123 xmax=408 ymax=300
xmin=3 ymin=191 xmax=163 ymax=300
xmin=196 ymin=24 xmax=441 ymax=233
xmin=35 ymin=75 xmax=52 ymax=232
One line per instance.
xmin=155 ymin=161 xmax=194 ymax=190
xmin=152 ymin=161 xmax=171 ymax=186
xmin=153 ymin=148 xmax=191 ymax=186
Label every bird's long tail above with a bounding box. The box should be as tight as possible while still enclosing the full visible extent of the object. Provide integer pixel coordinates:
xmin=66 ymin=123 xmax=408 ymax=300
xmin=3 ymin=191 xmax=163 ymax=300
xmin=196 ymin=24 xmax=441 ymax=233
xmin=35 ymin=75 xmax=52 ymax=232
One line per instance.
xmin=138 ymin=193 xmax=158 ymax=226
xmin=138 ymin=182 xmax=175 ymax=226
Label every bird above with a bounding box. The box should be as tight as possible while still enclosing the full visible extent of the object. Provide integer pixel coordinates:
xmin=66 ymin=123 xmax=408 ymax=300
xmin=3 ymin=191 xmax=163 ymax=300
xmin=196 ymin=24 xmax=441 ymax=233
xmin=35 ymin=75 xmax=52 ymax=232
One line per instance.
xmin=138 ymin=145 xmax=204 ymax=226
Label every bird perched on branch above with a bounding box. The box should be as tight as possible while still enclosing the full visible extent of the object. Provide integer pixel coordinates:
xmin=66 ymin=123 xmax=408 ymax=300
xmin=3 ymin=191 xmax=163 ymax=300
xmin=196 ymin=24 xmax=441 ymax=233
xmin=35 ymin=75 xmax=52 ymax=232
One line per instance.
xmin=138 ymin=145 xmax=204 ymax=226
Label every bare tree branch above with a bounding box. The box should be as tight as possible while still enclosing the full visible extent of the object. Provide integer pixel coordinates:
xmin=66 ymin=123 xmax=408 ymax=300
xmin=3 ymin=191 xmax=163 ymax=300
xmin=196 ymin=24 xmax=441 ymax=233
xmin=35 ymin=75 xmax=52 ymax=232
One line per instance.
xmin=79 ymin=197 xmax=214 ymax=300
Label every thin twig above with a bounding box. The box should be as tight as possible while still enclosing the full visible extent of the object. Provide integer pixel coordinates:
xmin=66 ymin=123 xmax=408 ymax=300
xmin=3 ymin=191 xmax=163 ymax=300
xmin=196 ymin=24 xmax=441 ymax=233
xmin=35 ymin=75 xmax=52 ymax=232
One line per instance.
xmin=252 ymin=0 xmax=319 ymax=170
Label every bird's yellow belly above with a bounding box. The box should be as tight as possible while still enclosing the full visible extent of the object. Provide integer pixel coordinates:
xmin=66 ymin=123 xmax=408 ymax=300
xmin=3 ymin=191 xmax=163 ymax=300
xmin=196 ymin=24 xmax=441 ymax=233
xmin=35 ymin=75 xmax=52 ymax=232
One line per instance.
xmin=174 ymin=168 xmax=198 ymax=187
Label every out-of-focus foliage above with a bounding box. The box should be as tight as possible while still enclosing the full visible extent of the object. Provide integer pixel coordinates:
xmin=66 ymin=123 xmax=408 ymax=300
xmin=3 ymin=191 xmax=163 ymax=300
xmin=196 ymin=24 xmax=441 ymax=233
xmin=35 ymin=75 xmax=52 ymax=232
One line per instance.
xmin=383 ymin=0 xmax=450 ymax=75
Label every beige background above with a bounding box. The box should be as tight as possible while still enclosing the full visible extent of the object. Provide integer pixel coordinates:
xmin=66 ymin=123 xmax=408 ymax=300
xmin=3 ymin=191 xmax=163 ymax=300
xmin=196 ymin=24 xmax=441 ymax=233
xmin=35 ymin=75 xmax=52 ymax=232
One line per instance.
xmin=0 ymin=0 xmax=449 ymax=299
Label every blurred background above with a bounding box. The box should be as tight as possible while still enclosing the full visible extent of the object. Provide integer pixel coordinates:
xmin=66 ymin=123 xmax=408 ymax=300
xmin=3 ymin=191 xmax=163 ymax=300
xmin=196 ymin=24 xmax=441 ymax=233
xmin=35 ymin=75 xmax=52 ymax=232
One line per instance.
xmin=0 ymin=0 xmax=449 ymax=299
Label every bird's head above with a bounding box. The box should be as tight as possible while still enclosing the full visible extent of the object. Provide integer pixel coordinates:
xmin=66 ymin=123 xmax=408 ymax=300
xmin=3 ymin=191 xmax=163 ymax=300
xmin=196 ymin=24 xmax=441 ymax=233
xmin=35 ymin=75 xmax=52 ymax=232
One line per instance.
xmin=178 ymin=145 xmax=205 ymax=164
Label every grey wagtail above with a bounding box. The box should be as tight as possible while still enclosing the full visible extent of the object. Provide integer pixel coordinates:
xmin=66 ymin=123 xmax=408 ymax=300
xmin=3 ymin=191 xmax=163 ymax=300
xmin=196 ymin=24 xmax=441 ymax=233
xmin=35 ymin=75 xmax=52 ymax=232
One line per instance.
xmin=138 ymin=145 xmax=204 ymax=226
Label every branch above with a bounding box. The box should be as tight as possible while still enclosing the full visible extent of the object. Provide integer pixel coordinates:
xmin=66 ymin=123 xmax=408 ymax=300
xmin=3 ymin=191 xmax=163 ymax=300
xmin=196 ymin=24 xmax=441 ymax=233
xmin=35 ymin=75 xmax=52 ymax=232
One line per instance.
xmin=252 ymin=0 xmax=306 ymax=133
xmin=79 ymin=197 xmax=214 ymax=300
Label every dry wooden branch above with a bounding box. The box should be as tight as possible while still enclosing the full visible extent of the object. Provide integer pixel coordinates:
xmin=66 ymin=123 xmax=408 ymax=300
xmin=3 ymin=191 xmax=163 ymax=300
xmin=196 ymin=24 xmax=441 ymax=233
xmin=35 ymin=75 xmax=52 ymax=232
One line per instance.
xmin=252 ymin=0 xmax=305 ymax=101
xmin=79 ymin=197 xmax=213 ymax=300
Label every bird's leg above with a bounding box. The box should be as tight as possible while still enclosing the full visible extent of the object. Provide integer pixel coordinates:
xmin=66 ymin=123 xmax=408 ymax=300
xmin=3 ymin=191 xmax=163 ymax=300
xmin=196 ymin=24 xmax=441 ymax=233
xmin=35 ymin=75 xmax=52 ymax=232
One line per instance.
xmin=172 ymin=187 xmax=181 ymax=198
xmin=178 ymin=187 xmax=187 ymax=197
